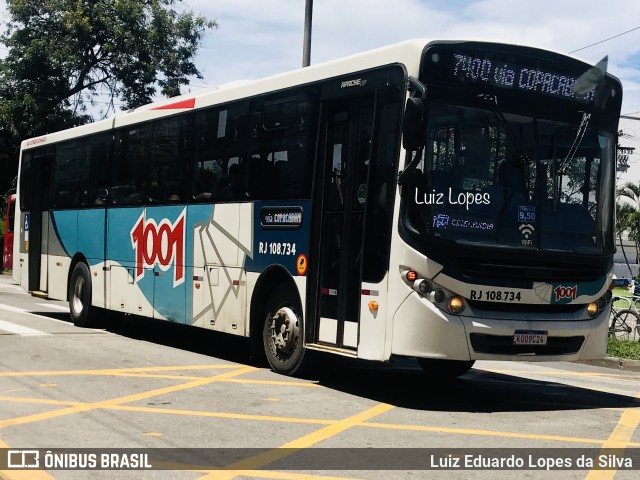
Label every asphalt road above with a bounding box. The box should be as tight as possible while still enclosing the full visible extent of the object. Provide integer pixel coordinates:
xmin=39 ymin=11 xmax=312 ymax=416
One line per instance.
xmin=0 ymin=272 xmax=639 ymax=480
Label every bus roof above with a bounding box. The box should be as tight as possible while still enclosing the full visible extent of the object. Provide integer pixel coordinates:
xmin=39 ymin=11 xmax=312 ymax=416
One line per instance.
xmin=20 ymin=37 xmax=617 ymax=149
xmin=20 ymin=39 xmax=431 ymax=149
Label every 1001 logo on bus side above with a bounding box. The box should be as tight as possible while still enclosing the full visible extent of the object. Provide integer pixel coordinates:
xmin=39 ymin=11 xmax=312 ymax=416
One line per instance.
xmin=130 ymin=209 xmax=186 ymax=287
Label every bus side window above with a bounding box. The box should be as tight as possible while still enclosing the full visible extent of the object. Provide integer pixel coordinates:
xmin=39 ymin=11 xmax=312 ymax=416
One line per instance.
xmin=194 ymin=104 xmax=247 ymax=202
xmin=80 ymin=133 xmax=111 ymax=208
xmin=247 ymin=89 xmax=317 ymax=200
xmin=113 ymin=124 xmax=152 ymax=206
xmin=151 ymin=116 xmax=191 ymax=203
xmin=53 ymin=141 xmax=82 ymax=210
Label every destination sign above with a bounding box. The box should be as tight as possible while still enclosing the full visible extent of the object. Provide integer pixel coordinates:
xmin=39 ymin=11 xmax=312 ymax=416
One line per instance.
xmin=260 ymin=207 xmax=303 ymax=229
xmin=451 ymin=53 xmax=595 ymax=103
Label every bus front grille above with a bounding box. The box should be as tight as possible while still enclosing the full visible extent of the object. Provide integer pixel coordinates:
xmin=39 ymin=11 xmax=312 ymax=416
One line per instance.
xmin=456 ymin=260 xmax=604 ymax=283
xmin=469 ymin=333 xmax=584 ymax=356
xmin=468 ymin=301 xmax=584 ymax=314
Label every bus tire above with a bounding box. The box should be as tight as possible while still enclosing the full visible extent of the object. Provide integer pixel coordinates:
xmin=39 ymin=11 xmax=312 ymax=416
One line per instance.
xmin=417 ymin=358 xmax=475 ymax=379
xmin=69 ymin=262 xmax=96 ymax=328
xmin=263 ymin=282 xmax=307 ymax=376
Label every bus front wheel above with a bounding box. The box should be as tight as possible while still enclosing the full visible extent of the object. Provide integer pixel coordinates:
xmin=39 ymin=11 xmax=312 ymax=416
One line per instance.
xmin=69 ymin=262 xmax=96 ymax=327
xmin=417 ymin=358 xmax=475 ymax=379
xmin=263 ymin=283 xmax=307 ymax=375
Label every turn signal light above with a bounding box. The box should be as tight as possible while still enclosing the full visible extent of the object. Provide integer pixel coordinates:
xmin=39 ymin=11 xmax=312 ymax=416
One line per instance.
xmin=368 ymin=301 xmax=379 ymax=311
xmin=406 ymin=270 xmax=417 ymax=282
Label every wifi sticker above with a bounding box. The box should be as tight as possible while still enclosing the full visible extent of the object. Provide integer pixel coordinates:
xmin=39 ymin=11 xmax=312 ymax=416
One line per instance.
xmin=519 ymin=223 xmax=535 ymax=246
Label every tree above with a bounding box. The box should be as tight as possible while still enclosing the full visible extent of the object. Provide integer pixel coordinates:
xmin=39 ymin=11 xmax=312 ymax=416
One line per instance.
xmin=616 ymin=201 xmax=638 ymax=277
xmin=0 ymin=0 xmax=217 ymax=194
xmin=617 ymin=181 xmax=640 ymax=272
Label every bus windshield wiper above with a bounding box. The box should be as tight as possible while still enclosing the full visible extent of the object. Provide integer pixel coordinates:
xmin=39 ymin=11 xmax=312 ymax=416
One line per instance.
xmin=557 ymin=111 xmax=591 ymax=174
xmin=477 ymin=94 xmax=529 ymax=163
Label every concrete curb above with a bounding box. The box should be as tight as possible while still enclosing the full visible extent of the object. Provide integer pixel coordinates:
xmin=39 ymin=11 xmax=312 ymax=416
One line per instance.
xmin=576 ymin=357 xmax=640 ymax=372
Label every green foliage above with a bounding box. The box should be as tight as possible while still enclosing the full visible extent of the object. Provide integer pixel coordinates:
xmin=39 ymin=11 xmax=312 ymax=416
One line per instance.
xmin=0 ymin=0 xmax=217 ymax=195
xmin=617 ymin=182 xmax=640 ymax=261
xmin=607 ymin=336 xmax=640 ymax=360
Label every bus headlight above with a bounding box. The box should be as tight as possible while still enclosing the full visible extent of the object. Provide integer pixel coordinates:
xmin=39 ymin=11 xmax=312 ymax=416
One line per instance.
xmin=448 ymin=296 xmax=465 ymax=314
xmin=432 ymin=289 xmax=446 ymax=304
xmin=587 ymin=302 xmax=599 ymax=317
xmin=414 ymin=279 xmax=432 ymax=295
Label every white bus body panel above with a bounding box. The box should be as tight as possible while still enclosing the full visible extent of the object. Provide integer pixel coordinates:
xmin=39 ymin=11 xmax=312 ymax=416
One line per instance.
xmin=356 ymin=277 xmax=390 ymax=360
xmin=192 ymin=203 xmax=250 ymax=335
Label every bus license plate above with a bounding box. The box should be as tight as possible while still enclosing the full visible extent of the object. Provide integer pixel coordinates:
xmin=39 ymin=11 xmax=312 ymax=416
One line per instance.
xmin=513 ymin=330 xmax=548 ymax=345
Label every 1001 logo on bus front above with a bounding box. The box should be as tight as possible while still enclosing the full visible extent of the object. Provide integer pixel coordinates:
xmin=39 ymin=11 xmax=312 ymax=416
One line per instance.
xmin=130 ymin=209 xmax=186 ymax=287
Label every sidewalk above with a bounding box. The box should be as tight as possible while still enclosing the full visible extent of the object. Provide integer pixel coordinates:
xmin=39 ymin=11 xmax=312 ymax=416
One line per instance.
xmin=577 ymin=357 xmax=640 ymax=373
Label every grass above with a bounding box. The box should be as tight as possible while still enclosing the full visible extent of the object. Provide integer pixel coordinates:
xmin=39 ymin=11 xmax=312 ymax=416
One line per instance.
xmin=608 ymin=286 xmax=640 ymax=359
xmin=607 ymin=336 xmax=640 ymax=360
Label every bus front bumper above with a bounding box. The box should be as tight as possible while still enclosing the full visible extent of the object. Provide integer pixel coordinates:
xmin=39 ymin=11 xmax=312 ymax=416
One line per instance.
xmin=391 ymin=292 xmax=609 ymax=362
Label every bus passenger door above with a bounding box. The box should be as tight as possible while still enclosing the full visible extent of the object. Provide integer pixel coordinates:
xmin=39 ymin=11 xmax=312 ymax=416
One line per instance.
xmin=314 ymin=98 xmax=374 ymax=350
xmin=27 ymin=153 xmax=53 ymax=294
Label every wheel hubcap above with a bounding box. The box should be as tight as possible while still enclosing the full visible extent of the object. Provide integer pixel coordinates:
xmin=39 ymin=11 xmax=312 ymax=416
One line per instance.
xmin=269 ymin=307 xmax=299 ymax=358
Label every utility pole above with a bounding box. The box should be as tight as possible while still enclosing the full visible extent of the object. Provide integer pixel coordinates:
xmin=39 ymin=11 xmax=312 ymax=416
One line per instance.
xmin=302 ymin=0 xmax=313 ymax=67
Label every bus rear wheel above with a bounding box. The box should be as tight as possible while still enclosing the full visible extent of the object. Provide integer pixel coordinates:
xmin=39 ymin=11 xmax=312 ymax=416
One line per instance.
xmin=69 ymin=262 xmax=96 ymax=328
xmin=417 ymin=358 xmax=475 ymax=379
xmin=263 ymin=283 xmax=307 ymax=376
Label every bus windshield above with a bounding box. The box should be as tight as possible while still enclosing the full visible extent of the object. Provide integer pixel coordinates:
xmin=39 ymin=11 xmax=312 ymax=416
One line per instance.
xmin=403 ymin=100 xmax=616 ymax=254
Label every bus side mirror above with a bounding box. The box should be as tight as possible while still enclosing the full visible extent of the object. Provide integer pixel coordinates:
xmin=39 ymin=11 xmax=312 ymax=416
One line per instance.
xmin=402 ymin=97 xmax=426 ymax=151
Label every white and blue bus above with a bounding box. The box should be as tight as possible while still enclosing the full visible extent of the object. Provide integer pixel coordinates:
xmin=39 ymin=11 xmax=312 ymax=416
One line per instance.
xmin=13 ymin=39 xmax=622 ymax=377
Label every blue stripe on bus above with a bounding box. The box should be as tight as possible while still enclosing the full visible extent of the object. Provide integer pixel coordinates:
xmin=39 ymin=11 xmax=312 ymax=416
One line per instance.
xmin=52 ymin=201 xmax=314 ymax=324
xmin=52 ymin=209 xmax=107 ymax=266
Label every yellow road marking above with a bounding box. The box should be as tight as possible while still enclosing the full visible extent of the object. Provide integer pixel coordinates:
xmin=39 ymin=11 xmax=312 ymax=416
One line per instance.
xmin=197 ymin=403 xmax=394 ymax=480
xmin=209 ymin=472 xmax=356 ymax=480
xmin=1 ymin=363 xmax=638 ymax=480
xmin=154 ymin=462 xmax=357 ymax=480
xmin=143 ymin=432 xmax=163 ymax=437
xmin=0 ymin=437 xmax=55 ymax=480
xmin=110 ymin=405 xmax=334 ymax=426
xmin=37 ymin=384 xmax=56 ymax=388
xmin=0 ymin=366 xmax=255 ymax=430
xmin=585 ymin=392 xmax=640 ymax=480
xmin=0 ymin=364 xmax=239 ymax=377
xmin=0 ymin=389 xmax=27 ymax=395
xmin=0 ymin=397 xmax=84 ymax=407
xmin=360 ymin=421 xmax=640 ymax=447
xmin=2 ymin=394 xmax=637 ymax=447
xmin=0 ymin=367 xmax=319 ymax=389
xmin=201 ymin=471 xmax=356 ymax=480
xmin=223 ymin=379 xmax=319 ymax=388
xmin=98 ymin=373 xmax=206 ymax=380
xmin=3 ymin=372 xmax=316 ymax=384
